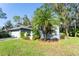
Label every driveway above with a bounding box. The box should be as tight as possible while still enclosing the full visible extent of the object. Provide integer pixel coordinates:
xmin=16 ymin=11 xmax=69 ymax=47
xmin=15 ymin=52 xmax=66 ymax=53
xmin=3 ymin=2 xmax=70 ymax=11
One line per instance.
xmin=0 ymin=38 xmax=16 ymax=41
xmin=0 ymin=38 xmax=10 ymax=41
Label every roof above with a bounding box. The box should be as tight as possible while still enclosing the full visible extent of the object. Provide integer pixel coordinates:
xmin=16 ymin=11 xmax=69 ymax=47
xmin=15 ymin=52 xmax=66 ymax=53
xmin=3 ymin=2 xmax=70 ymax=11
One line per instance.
xmin=6 ymin=25 xmax=32 ymax=31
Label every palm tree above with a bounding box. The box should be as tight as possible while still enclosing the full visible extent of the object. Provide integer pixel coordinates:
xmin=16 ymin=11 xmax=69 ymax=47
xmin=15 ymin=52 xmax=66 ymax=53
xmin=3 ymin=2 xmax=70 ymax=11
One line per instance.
xmin=32 ymin=4 xmax=60 ymax=40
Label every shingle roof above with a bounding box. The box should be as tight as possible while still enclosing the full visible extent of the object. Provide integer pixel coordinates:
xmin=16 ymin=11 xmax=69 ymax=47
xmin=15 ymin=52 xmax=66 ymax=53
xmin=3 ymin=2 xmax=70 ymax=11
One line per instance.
xmin=7 ymin=25 xmax=32 ymax=31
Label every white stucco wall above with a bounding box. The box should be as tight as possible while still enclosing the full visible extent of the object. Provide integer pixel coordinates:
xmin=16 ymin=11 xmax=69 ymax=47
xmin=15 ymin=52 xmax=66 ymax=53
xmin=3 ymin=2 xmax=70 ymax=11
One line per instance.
xmin=29 ymin=31 xmax=33 ymax=40
xmin=10 ymin=31 xmax=21 ymax=38
xmin=52 ymin=26 xmax=60 ymax=39
xmin=40 ymin=25 xmax=60 ymax=40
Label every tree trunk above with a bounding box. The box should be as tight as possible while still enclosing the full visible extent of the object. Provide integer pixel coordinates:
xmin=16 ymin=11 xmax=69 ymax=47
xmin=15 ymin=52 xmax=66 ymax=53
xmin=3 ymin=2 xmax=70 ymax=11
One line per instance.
xmin=65 ymin=28 xmax=69 ymax=37
xmin=45 ymin=33 xmax=48 ymax=41
xmin=64 ymin=24 xmax=69 ymax=39
xmin=74 ymin=21 xmax=76 ymax=37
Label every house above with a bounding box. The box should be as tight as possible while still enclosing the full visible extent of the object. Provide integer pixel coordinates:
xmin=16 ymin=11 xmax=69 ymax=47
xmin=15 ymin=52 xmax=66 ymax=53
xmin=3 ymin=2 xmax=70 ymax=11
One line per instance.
xmin=51 ymin=25 xmax=60 ymax=40
xmin=7 ymin=25 xmax=33 ymax=40
xmin=40 ymin=25 xmax=60 ymax=40
xmin=3 ymin=25 xmax=60 ymax=40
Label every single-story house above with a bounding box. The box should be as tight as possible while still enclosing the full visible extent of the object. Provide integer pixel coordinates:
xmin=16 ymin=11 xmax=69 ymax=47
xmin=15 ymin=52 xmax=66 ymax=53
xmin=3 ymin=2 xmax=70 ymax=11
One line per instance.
xmin=7 ymin=25 xmax=33 ymax=40
xmin=3 ymin=25 xmax=60 ymax=40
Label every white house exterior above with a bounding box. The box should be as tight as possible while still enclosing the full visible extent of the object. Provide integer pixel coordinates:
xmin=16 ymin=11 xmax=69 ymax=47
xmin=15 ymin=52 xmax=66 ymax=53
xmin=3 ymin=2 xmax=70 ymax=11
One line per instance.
xmin=40 ymin=25 xmax=60 ymax=40
xmin=7 ymin=25 xmax=60 ymax=40
xmin=8 ymin=26 xmax=32 ymax=39
xmin=10 ymin=30 xmax=21 ymax=38
xmin=51 ymin=25 xmax=60 ymax=40
xmin=29 ymin=31 xmax=33 ymax=40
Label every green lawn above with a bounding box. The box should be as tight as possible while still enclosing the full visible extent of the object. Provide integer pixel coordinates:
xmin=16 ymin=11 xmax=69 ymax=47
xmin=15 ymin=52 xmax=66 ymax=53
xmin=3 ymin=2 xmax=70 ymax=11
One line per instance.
xmin=0 ymin=37 xmax=79 ymax=56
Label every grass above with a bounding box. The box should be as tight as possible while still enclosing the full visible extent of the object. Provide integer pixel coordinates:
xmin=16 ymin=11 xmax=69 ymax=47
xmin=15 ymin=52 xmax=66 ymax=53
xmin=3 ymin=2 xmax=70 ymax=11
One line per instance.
xmin=0 ymin=37 xmax=79 ymax=56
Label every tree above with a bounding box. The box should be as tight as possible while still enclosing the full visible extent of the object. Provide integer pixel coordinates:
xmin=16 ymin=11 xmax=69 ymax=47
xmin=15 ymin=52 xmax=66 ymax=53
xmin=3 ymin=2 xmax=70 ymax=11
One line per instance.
xmin=13 ymin=15 xmax=30 ymax=27
xmin=65 ymin=3 xmax=79 ymax=37
xmin=0 ymin=27 xmax=2 ymax=32
xmin=0 ymin=8 xmax=7 ymax=19
xmin=52 ymin=3 xmax=71 ymax=37
xmin=13 ymin=16 xmax=21 ymax=27
xmin=23 ymin=15 xmax=31 ymax=26
xmin=0 ymin=8 xmax=7 ymax=31
xmin=71 ymin=4 xmax=79 ymax=37
xmin=3 ymin=20 xmax=13 ymax=30
xmin=32 ymin=4 xmax=60 ymax=40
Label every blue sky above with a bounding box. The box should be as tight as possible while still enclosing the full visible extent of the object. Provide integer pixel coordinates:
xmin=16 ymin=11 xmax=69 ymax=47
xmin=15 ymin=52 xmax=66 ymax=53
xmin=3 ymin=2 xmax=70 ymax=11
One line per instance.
xmin=0 ymin=3 xmax=42 ymax=27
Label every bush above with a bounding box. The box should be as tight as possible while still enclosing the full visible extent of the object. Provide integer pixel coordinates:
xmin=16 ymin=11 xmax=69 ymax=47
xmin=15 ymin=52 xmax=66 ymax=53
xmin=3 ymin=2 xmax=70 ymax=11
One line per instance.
xmin=20 ymin=32 xmax=30 ymax=40
xmin=33 ymin=35 xmax=40 ymax=40
xmin=60 ymin=33 xmax=65 ymax=39
xmin=20 ymin=32 xmax=26 ymax=39
xmin=32 ymin=30 xmax=40 ymax=40
xmin=76 ymin=31 xmax=79 ymax=37
xmin=0 ymin=32 xmax=11 ymax=38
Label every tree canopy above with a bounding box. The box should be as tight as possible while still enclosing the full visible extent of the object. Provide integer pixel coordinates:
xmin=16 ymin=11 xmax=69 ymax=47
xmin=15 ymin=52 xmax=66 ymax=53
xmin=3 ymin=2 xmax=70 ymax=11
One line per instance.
xmin=32 ymin=4 xmax=60 ymax=40
xmin=0 ymin=8 xmax=7 ymax=19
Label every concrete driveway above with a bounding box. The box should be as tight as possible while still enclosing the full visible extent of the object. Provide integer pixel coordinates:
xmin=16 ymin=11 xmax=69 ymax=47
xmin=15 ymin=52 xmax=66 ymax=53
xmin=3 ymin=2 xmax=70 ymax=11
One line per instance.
xmin=0 ymin=38 xmax=10 ymax=41
xmin=0 ymin=38 xmax=16 ymax=41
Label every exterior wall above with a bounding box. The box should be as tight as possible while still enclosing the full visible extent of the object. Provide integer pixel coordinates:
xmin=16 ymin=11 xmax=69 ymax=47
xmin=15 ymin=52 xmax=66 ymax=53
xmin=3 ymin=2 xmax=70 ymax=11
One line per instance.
xmin=40 ymin=25 xmax=60 ymax=40
xmin=24 ymin=31 xmax=33 ymax=40
xmin=9 ymin=29 xmax=32 ymax=39
xmin=29 ymin=31 xmax=33 ymax=40
xmin=10 ymin=30 xmax=21 ymax=38
xmin=51 ymin=26 xmax=60 ymax=39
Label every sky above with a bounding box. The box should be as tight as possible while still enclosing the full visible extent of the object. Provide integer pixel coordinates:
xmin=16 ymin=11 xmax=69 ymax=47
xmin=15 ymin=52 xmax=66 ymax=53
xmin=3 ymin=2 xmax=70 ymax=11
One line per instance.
xmin=0 ymin=3 xmax=42 ymax=27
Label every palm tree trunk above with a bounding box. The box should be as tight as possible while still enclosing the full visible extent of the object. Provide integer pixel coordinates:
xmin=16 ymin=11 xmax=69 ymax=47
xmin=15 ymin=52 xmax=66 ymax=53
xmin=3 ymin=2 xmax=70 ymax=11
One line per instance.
xmin=45 ymin=33 xmax=48 ymax=41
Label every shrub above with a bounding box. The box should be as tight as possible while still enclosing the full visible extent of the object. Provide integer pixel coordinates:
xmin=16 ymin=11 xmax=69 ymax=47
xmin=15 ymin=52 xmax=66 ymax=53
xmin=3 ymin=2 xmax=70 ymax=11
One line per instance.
xmin=76 ymin=31 xmax=79 ymax=37
xmin=0 ymin=32 xmax=11 ymax=38
xmin=32 ymin=30 xmax=40 ymax=40
xmin=60 ymin=33 xmax=65 ymax=39
xmin=33 ymin=35 xmax=40 ymax=40
xmin=20 ymin=32 xmax=26 ymax=39
xmin=20 ymin=32 xmax=30 ymax=40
